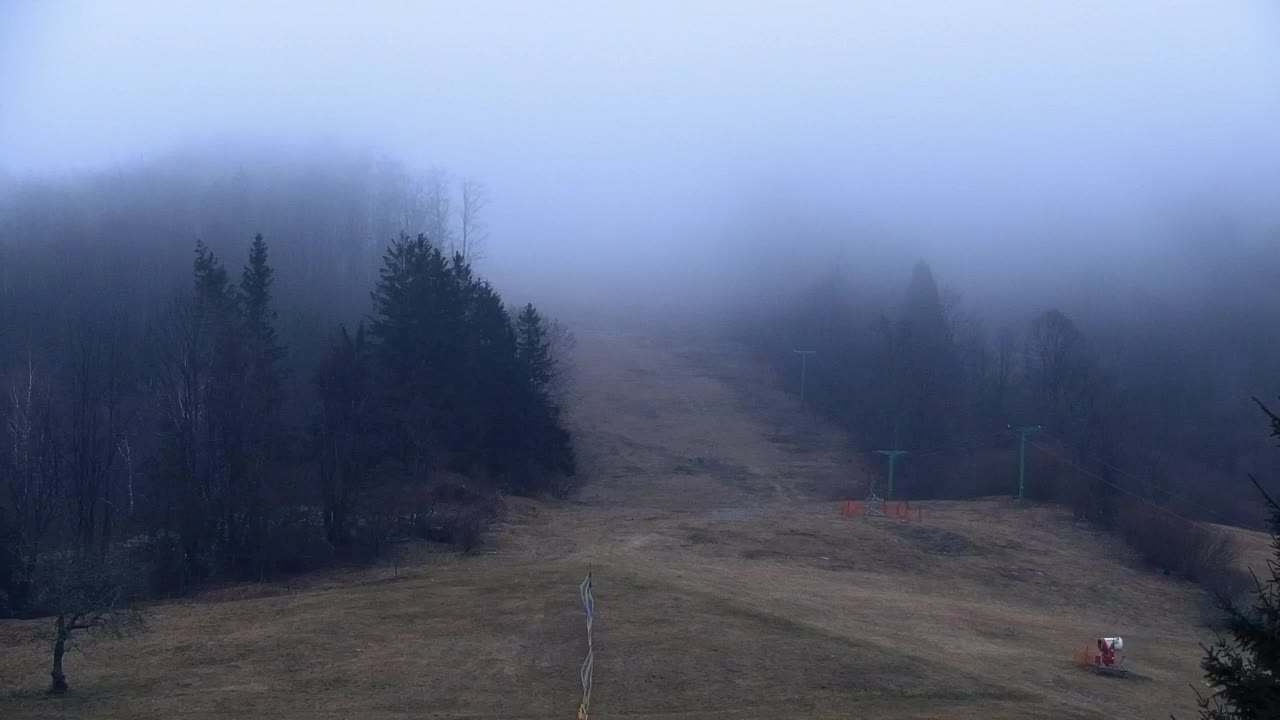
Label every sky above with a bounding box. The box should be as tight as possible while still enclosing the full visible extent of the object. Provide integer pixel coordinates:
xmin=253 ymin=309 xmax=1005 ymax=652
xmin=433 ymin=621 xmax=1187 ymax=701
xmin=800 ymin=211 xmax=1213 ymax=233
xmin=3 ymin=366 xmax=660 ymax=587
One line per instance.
xmin=3 ymin=1 xmax=1280 ymax=303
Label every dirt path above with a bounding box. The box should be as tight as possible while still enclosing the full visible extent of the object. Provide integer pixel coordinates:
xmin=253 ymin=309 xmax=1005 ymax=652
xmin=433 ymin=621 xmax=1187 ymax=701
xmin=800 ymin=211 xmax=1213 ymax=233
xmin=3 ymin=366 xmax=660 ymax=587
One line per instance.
xmin=570 ymin=325 xmax=859 ymax=511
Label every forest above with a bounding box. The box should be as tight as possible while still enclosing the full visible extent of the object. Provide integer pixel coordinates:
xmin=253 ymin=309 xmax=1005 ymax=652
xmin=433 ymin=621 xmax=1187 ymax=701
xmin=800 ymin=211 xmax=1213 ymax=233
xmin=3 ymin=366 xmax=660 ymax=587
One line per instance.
xmin=744 ymin=251 xmax=1280 ymax=529
xmin=0 ymin=150 xmax=576 ymax=618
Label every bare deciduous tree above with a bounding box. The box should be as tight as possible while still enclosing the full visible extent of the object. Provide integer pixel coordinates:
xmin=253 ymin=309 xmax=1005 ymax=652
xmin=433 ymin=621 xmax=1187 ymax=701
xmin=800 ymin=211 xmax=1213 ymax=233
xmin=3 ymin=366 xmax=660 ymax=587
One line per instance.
xmin=66 ymin=316 xmax=132 ymax=557
xmin=459 ymin=179 xmax=489 ymax=264
xmin=422 ymin=168 xmax=453 ymax=249
xmin=5 ymin=354 xmax=61 ymax=573
xmin=34 ymin=552 xmax=145 ymax=694
xmin=545 ymin=317 xmax=576 ymax=406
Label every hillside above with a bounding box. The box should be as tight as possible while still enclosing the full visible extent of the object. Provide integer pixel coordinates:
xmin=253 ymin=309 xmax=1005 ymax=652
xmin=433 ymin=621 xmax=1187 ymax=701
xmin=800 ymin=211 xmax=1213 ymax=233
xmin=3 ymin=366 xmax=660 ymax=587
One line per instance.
xmin=0 ymin=322 xmax=1254 ymax=719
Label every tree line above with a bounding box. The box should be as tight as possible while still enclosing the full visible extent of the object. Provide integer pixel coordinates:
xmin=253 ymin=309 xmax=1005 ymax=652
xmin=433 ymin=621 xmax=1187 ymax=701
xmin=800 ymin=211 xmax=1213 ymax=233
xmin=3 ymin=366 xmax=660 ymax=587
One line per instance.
xmin=0 ymin=155 xmax=577 ymax=625
xmin=744 ymin=257 xmax=1279 ymax=528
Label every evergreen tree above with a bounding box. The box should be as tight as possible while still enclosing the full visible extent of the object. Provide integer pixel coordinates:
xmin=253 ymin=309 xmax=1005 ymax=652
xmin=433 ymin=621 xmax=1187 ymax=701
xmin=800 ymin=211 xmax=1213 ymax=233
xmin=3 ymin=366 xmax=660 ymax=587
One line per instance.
xmin=193 ymin=240 xmax=233 ymax=308
xmin=515 ymin=303 xmax=555 ymax=396
xmin=232 ymin=234 xmax=288 ymax=575
xmin=865 ymin=313 xmax=903 ymax=447
xmin=368 ymin=233 xmax=457 ymax=467
xmin=156 ymin=237 xmax=290 ymax=579
xmin=0 ymin=165 xmax=598 ymax=626
xmin=458 ymin=282 xmax=521 ymax=474
xmin=800 ymin=270 xmax=858 ymax=429
xmin=901 ymin=261 xmax=949 ymax=342
xmin=237 ymin=234 xmax=287 ymax=436
xmin=311 ymin=324 xmax=371 ymax=547
xmin=365 ymin=236 xmax=576 ymax=496
xmin=893 ymin=261 xmax=958 ymax=493
xmin=1197 ymin=399 xmax=1280 ymax=719
xmin=511 ymin=303 xmax=576 ymax=492
xmin=190 ymin=241 xmax=240 ymax=576
xmin=240 ymin=236 xmax=283 ymax=358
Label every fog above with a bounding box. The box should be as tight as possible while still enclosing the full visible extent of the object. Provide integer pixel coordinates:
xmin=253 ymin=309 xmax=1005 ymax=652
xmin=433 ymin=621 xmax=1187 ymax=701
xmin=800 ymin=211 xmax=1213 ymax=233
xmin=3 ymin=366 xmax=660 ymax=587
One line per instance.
xmin=5 ymin=1 xmax=1280 ymax=675
xmin=5 ymin=1 xmax=1280 ymax=308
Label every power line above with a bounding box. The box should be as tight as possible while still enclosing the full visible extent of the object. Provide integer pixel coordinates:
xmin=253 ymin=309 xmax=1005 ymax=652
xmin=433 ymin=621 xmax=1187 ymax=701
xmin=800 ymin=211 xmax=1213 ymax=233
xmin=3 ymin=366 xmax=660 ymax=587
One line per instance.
xmin=841 ymin=426 xmax=1239 ymax=526
xmin=1034 ymin=430 xmax=1238 ymax=526
xmin=848 ymin=428 xmax=1011 ymax=461
xmin=1028 ymin=440 xmax=1236 ymax=525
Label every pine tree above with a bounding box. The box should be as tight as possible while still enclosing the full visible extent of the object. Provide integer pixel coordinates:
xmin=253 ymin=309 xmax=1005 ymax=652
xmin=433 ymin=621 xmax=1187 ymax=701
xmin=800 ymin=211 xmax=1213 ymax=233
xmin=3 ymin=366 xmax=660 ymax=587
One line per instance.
xmin=194 ymin=240 xmax=248 ymax=575
xmin=511 ymin=303 xmax=576 ymax=492
xmin=366 ymin=237 xmax=575 ymax=495
xmin=892 ymin=261 xmax=957 ymax=494
xmin=240 ymin=236 xmax=277 ymax=344
xmin=233 ymin=234 xmax=287 ymax=574
xmin=515 ymin=303 xmax=555 ymax=395
xmin=163 ymin=237 xmax=290 ymax=578
xmin=1197 ymin=399 xmax=1280 ymax=719
xmin=238 ymin=233 xmax=287 ymax=417
xmin=368 ymin=233 xmax=450 ymax=466
xmin=193 ymin=240 xmax=233 ymax=308
xmin=901 ymin=261 xmax=948 ymax=342
xmin=458 ymin=282 xmax=521 ymax=474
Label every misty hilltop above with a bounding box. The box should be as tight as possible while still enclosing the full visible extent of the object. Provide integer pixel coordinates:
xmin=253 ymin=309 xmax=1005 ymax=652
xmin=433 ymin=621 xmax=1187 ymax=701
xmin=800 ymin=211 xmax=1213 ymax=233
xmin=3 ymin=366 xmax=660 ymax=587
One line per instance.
xmin=3 ymin=3 xmax=1280 ymax=718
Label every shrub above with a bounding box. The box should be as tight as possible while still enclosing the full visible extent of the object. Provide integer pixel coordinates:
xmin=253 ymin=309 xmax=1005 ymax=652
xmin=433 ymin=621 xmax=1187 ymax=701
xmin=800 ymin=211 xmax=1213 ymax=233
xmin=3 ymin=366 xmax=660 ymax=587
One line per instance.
xmin=124 ymin=531 xmax=200 ymax=597
xmin=346 ymin=511 xmax=403 ymax=565
xmin=1198 ymin=566 xmax=1257 ymax=630
xmin=1117 ymin=502 xmax=1239 ymax=585
xmin=546 ymin=470 xmax=585 ymax=500
xmin=414 ymin=479 xmax=500 ymax=552
xmin=261 ymin=511 xmax=335 ymax=576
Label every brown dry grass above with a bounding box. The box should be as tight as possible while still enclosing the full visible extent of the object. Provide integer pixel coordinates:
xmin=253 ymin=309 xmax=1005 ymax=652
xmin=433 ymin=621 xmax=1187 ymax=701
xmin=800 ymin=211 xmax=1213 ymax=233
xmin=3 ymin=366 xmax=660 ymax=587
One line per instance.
xmin=0 ymin=322 xmax=1255 ymax=719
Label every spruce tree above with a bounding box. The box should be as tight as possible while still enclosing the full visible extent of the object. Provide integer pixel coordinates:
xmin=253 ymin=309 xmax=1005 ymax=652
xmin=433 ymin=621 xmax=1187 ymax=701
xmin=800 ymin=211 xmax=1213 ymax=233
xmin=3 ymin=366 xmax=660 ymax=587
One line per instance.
xmin=1197 ymin=399 xmax=1280 ymax=719
xmin=893 ymin=261 xmax=957 ymax=494
xmin=234 ymin=234 xmax=287 ymax=574
xmin=512 ymin=303 xmax=576 ymax=491
xmin=193 ymin=240 xmax=233 ymax=308
xmin=194 ymin=240 xmax=247 ymax=574
xmin=238 ymin=234 xmax=287 ymax=419
xmin=515 ymin=303 xmax=555 ymax=395
xmin=366 ymin=237 xmax=576 ymax=494
xmin=368 ymin=233 xmax=447 ymax=466
xmin=240 ymin=236 xmax=280 ymax=348
xmin=459 ymin=282 xmax=521 ymax=474
xmin=238 ymin=234 xmax=286 ymax=398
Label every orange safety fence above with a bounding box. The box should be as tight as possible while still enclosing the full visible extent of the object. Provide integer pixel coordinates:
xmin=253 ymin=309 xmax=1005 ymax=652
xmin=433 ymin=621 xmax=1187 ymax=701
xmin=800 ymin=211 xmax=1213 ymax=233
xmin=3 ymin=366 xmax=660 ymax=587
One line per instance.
xmin=839 ymin=499 xmax=924 ymax=521
xmin=887 ymin=500 xmax=925 ymax=521
xmin=1072 ymin=645 xmax=1099 ymax=666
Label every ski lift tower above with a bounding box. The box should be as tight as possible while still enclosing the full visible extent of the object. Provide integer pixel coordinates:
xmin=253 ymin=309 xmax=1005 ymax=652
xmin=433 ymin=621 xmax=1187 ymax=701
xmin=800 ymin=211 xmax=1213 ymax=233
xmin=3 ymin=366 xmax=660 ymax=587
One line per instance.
xmin=792 ymin=350 xmax=817 ymax=405
xmin=874 ymin=450 xmax=908 ymax=499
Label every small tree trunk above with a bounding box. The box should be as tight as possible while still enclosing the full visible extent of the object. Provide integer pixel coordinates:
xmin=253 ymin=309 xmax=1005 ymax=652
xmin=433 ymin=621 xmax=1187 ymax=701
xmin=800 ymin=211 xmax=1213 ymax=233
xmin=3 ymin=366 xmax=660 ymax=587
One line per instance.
xmin=49 ymin=618 xmax=68 ymax=694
